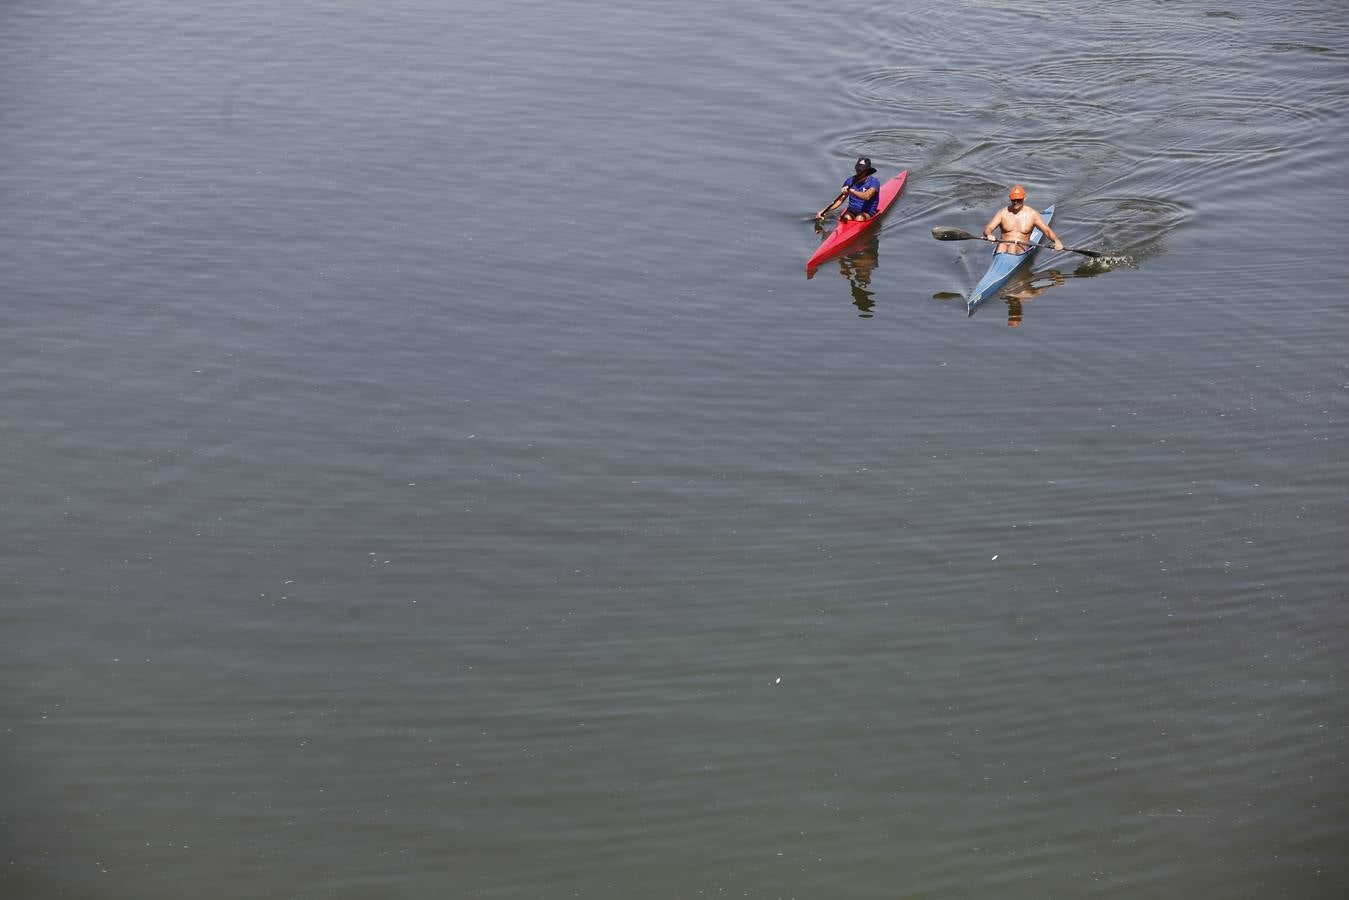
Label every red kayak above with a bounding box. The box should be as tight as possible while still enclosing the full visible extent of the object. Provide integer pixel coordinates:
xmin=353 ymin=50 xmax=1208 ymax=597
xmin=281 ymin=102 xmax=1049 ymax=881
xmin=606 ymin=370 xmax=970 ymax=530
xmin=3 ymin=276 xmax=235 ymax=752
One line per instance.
xmin=806 ymin=170 xmax=909 ymax=275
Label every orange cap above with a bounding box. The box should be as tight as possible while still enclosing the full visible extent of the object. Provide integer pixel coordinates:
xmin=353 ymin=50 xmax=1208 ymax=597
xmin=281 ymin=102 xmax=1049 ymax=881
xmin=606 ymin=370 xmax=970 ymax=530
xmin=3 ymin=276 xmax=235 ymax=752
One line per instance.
xmin=1009 ymin=184 xmax=1026 ymax=200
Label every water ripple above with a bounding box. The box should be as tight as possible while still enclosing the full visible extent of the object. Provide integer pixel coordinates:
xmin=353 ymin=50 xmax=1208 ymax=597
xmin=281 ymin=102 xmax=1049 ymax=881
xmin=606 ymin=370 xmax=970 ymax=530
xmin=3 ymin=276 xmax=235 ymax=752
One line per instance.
xmin=850 ymin=66 xmax=1006 ymax=112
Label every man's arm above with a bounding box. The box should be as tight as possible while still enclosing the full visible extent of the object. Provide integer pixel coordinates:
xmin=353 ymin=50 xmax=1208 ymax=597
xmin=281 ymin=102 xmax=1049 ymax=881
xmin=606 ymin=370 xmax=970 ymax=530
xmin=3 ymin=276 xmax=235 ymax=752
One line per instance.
xmin=1034 ymin=212 xmax=1064 ymax=251
xmin=816 ymin=191 xmax=846 ymax=220
xmin=847 ymin=182 xmax=878 ymax=202
xmin=981 ymin=211 xmax=1003 ymax=241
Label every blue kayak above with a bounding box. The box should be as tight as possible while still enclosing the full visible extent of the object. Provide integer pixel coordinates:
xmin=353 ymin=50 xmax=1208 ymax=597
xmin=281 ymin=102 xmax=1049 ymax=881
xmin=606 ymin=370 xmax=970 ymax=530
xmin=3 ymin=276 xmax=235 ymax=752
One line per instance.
xmin=967 ymin=205 xmax=1055 ymax=316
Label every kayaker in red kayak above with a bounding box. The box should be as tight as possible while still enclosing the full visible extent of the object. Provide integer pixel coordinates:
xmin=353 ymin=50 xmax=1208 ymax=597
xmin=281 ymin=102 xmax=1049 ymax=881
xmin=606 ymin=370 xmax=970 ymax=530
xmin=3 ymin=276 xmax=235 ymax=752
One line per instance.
xmin=815 ymin=157 xmax=881 ymax=222
xmin=982 ymin=184 xmax=1064 ymax=254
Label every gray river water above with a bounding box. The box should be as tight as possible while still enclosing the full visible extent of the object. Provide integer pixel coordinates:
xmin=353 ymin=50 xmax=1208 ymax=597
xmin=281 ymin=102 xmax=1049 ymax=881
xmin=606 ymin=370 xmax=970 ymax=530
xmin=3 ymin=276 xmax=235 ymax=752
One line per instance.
xmin=2 ymin=0 xmax=1346 ymax=897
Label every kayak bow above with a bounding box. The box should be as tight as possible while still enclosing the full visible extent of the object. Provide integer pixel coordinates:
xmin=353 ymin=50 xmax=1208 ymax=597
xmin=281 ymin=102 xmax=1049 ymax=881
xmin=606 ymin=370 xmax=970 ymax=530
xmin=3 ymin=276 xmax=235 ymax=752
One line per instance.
xmin=966 ymin=204 xmax=1055 ymax=316
xmin=806 ymin=171 xmax=909 ymax=275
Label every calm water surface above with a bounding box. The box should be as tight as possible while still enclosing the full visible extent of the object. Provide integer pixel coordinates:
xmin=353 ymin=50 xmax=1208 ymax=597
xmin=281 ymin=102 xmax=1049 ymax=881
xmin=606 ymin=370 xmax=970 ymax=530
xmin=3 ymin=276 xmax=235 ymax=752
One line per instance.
xmin=2 ymin=0 xmax=1346 ymax=897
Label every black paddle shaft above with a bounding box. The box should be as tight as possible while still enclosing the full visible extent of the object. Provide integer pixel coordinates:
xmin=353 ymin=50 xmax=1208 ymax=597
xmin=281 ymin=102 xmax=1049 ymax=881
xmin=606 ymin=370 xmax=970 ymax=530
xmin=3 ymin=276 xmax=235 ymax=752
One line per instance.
xmin=930 ymin=226 xmax=1102 ymax=259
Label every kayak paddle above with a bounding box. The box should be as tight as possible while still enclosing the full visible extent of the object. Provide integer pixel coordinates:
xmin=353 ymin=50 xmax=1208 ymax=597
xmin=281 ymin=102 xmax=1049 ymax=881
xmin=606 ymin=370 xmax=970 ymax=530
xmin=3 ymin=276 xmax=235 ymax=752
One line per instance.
xmin=930 ymin=225 xmax=1104 ymax=259
xmin=815 ymin=190 xmax=848 ymax=220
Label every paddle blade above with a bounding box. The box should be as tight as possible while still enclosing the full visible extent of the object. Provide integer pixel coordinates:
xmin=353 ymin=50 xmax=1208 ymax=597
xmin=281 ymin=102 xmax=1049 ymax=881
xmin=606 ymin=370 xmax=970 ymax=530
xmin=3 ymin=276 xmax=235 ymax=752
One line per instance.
xmin=1069 ymin=247 xmax=1104 ymax=259
xmin=932 ymin=226 xmax=978 ymax=241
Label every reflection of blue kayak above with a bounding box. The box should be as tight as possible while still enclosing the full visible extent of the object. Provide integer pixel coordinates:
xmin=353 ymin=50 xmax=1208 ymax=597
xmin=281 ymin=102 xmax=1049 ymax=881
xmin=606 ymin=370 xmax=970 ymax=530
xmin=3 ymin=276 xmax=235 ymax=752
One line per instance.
xmin=967 ymin=205 xmax=1055 ymax=316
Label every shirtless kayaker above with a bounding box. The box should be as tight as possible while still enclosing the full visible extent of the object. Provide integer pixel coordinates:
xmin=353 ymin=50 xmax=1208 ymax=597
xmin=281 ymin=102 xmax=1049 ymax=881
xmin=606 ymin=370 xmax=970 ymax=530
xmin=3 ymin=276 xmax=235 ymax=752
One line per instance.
xmin=982 ymin=184 xmax=1064 ymax=254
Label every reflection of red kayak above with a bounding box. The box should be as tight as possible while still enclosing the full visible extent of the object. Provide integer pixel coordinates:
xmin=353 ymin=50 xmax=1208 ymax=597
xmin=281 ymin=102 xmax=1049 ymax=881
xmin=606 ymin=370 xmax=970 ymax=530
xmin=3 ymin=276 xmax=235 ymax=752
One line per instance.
xmin=806 ymin=170 xmax=908 ymax=275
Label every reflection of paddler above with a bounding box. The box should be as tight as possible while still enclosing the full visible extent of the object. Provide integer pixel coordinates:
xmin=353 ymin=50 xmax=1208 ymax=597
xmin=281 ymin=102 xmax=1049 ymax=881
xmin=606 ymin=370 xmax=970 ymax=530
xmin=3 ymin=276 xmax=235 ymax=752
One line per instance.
xmin=838 ymin=240 xmax=879 ymax=317
xmin=983 ymin=185 xmax=1063 ymax=254
xmin=1002 ymin=271 xmax=1066 ymax=327
xmin=837 ymin=239 xmax=878 ymax=283
xmin=816 ymin=158 xmax=880 ymax=222
xmin=851 ymin=281 xmax=876 ymax=317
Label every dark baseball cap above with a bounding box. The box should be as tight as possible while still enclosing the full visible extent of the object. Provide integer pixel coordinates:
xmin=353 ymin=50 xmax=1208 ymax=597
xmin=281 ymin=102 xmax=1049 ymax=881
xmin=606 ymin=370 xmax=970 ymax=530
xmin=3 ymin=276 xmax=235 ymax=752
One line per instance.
xmin=854 ymin=157 xmax=876 ymax=174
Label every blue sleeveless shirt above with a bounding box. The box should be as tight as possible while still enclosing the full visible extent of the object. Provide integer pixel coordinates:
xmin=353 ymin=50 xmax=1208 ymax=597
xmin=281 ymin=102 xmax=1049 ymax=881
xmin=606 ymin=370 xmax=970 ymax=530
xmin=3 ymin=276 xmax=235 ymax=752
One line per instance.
xmin=843 ymin=175 xmax=881 ymax=214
